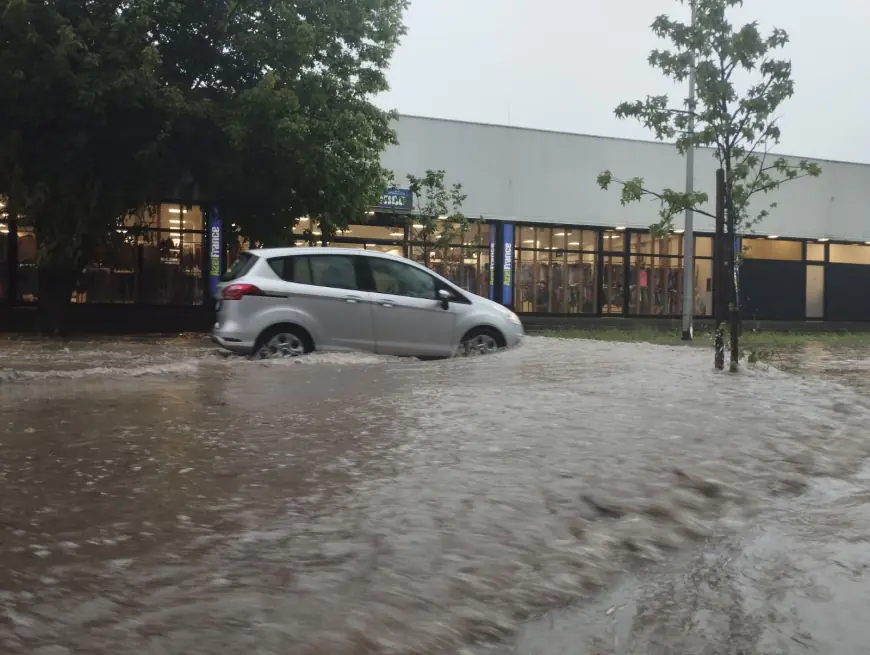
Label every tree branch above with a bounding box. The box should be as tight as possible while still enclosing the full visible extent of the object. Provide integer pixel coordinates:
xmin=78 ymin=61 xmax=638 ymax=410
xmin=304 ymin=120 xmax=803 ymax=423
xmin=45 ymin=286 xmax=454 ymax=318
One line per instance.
xmin=605 ymin=175 xmax=718 ymax=221
xmin=744 ymin=170 xmax=816 ymax=202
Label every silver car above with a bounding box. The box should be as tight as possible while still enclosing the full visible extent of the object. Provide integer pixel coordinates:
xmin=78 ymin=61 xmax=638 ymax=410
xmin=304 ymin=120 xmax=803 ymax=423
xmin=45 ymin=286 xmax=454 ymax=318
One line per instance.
xmin=211 ymin=247 xmax=524 ymax=358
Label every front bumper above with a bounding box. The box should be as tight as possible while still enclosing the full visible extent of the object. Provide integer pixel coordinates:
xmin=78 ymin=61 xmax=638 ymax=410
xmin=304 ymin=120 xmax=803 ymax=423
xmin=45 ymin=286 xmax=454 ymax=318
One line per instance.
xmin=504 ymin=321 xmax=525 ymax=348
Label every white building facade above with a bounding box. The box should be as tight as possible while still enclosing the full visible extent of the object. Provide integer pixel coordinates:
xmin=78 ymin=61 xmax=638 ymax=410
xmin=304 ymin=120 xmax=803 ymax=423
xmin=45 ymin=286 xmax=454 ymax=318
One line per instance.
xmin=376 ymin=115 xmax=870 ymax=323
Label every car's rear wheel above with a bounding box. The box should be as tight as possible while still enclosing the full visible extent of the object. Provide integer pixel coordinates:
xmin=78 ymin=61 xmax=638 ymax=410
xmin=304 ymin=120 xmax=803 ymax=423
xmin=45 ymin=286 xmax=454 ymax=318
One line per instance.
xmin=254 ymin=325 xmax=313 ymax=359
xmin=459 ymin=327 xmax=505 ymax=357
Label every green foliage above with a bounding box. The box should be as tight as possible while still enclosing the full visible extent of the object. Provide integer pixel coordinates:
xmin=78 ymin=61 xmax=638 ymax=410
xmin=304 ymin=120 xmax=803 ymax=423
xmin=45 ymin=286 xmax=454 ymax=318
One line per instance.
xmin=0 ymin=0 xmax=408 ymax=265
xmin=596 ymin=0 xmax=821 ymax=233
xmin=406 ymin=170 xmax=472 ymax=265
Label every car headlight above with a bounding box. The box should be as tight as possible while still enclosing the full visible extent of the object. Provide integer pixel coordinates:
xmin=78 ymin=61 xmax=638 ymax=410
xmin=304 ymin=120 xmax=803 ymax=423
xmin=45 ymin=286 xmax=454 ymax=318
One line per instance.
xmin=506 ymin=311 xmax=522 ymax=325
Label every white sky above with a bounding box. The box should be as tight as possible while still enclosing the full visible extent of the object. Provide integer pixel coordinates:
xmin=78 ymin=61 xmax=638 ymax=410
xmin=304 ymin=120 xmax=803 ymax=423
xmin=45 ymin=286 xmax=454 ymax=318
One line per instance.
xmin=377 ymin=0 xmax=870 ymax=164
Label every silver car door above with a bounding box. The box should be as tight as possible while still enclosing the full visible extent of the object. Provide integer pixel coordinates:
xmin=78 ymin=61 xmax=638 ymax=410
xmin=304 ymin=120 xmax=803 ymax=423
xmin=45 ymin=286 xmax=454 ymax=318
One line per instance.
xmin=363 ymin=256 xmax=458 ymax=357
xmin=280 ymin=254 xmax=376 ymax=352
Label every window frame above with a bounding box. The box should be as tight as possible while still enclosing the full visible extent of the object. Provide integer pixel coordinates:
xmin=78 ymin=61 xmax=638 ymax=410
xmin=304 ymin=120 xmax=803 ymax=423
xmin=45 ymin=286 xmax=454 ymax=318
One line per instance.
xmin=357 ymin=254 xmax=472 ymax=304
xmin=269 ymin=253 xmax=365 ymax=291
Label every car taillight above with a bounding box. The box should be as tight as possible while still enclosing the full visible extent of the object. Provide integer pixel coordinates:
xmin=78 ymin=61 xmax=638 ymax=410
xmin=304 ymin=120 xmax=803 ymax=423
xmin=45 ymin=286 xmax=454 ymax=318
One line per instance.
xmin=222 ymin=284 xmax=263 ymax=300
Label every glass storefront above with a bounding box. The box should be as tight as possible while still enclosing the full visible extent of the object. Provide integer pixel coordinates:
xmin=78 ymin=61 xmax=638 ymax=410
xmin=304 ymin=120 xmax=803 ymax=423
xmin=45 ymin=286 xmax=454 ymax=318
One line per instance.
xmin=515 ymin=227 xmax=598 ymax=313
xmin=0 ymin=219 xmax=7 ymax=302
xmin=4 ymin=206 xmax=870 ymax=324
xmin=17 ymin=225 xmax=38 ymax=302
xmin=512 ymin=226 xmax=713 ymax=317
xmin=3 ymin=203 xmax=206 ymax=305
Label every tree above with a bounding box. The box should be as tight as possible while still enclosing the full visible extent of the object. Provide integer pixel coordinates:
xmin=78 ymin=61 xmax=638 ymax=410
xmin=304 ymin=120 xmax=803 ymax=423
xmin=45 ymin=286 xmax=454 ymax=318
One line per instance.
xmin=596 ymin=0 xmax=821 ymax=370
xmin=406 ymin=170 xmax=472 ymax=269
xmin=0 ymin=0 xmax=407 ymax=333
xmin=0 ymin=0 xmax=168 ymax=332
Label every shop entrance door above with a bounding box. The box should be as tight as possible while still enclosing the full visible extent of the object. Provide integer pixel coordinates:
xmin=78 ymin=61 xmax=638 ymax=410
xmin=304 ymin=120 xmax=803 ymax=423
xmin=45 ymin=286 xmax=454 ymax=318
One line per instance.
xmin=601 ymin=255 xmax=624 ymax=315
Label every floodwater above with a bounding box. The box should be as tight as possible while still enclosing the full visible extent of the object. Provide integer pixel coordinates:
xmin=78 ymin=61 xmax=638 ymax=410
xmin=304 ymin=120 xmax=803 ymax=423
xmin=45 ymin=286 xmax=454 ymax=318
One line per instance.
xmin=1 ymin=336 xmax=869 ymax=654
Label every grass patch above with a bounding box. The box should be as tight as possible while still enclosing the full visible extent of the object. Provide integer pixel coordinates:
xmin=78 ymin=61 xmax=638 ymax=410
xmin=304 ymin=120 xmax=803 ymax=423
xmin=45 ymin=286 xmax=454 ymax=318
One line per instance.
xmin=535 ymin=327 xmax=870 ymax=349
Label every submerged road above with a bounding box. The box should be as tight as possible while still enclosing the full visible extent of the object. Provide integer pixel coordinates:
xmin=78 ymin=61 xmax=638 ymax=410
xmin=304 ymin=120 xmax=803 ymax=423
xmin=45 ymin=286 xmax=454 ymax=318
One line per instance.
xmin=1 ymin=336 xmax=869 ymax=654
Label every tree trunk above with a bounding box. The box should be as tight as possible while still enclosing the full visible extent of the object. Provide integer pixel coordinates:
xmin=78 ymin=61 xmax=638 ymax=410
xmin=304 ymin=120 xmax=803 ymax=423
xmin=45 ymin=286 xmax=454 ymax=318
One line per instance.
xmin=722 ymin=154 xmax=740 ymax=373
xmin=37 ymin=266 xmax=78 ymax=337
xmin=713 ymin=168 xmax=726 ymax=371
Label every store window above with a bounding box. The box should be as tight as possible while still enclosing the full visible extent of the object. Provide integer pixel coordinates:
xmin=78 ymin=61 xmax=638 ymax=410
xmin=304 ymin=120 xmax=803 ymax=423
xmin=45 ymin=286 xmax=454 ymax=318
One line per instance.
xmin=536 ymin=227 xmax=553 ymax=251
xmin=17 ymin=225 xmax=38 ymax=302
xmin=806 ymin=243 xmax=825 ymax=262
xmin=602 ymin=254 xmax=624 ymax=314
xmin=632 ymin=232 xmax=683 ymax=256
xmin=695 ymin=236 xmax=713 ymax=258
xmin=692 ymin=259 xmax=714 ymax=316
xmin=629 ymin=256 xmax=682 ymax=315
xmin=76 ymin=236 xmax=138 ymax=303
xmin=120 ymin=202 xmax=205 ymax=305
xmin=565 ymin=230 xmax=598 ymax=252
xmin=563 ymin=251 xmax=596 ymax=313
xmin=806 ymin=265 xmax=824 ymax=318
xmin=0 ymin=220 xmax=8 ymax=302
xmin=829 ymin=244 xmax=870 ymax=265
xmin=333 ymin=223 xmax=401 ymax=242
xmin=515 ymin=225 xmax=599 ymax=313
xmin=515 ymin=249 xmax=537 ymax=312
xmin=603 ymin=230 xmax=625 ymax=253
xmin=742 ymin=238 xmax=802 ymax=260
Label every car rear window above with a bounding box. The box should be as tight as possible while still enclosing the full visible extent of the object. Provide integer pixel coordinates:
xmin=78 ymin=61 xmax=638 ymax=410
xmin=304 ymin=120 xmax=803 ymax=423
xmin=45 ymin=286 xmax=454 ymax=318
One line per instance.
xmin=224 ymin=252 xmax=258 ymax=281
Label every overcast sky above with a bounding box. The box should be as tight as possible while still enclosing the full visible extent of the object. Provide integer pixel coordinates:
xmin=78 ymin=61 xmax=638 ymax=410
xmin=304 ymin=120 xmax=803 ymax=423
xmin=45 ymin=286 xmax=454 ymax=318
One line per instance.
xmin=377 ymin=0 xmax=870 ymax=164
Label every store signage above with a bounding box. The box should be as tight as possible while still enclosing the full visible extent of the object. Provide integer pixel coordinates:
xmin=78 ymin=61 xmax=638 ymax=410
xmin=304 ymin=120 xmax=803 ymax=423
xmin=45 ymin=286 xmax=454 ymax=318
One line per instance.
xmin=502 ymin=224 xmax=514 ymax=305
xmin=488 ymin=224 xmax=496 ymax=300
xmin=376 ymin=188 xmax=413 ymax=213
xmin=208 ymin=209 xmax=222 ymax=299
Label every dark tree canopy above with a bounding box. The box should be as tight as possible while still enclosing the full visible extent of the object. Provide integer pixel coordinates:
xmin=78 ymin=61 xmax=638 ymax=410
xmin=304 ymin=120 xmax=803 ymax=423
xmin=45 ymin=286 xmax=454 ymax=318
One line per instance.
xmin=0 ymin=0 xmax=408 ymax=325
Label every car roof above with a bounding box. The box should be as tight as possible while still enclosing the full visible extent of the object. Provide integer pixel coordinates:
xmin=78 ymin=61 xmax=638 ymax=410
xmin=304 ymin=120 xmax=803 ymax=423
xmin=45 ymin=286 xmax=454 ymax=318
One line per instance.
xmin=248 ymin=246 xmax=408 ymax=262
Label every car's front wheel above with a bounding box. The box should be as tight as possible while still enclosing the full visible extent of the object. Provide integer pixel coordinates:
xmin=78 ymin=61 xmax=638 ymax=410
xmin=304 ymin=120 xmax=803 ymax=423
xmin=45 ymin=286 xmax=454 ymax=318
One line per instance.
xmin=253 ymin=325 xmax=313 ymax=359
xmin=459 ymin=327 xmax=505 ymax=356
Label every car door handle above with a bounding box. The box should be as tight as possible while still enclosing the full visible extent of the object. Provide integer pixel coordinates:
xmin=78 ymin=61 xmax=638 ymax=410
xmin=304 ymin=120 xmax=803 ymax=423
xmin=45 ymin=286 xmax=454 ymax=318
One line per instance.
xmin=380 ymin=301 xmax=394 ymax=308
xmin=345 ymin=296 xmax=362 ymax=304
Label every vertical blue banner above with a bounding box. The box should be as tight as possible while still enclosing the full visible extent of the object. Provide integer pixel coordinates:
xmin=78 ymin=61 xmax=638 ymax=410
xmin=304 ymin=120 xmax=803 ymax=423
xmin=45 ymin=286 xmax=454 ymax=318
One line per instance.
xmin=208 ymin=208 xmax=222 ymax=299
xmin=488 ymin=224 xmax=496 ymax=300
xmin=502 ymin=224 xmax=514 ymax=306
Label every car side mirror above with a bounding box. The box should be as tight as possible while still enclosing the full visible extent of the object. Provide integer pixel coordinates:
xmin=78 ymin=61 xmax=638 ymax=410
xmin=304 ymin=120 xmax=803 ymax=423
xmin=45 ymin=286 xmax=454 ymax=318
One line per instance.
xmin=437 ymin=289 xmax=453 ymax=309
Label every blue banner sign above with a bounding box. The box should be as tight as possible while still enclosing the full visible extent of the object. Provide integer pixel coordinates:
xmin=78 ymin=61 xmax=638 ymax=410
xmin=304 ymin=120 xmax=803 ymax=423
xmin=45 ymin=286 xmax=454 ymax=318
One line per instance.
xmin=208 ymin=209 xmax=222 ymax=299
xmin=377 ymin=188 xmax=413 ymax=212
xmin=502 ymin=224 xmax=514 ymax=306
xmin=488 ymin=224 xmax=496 ymax=300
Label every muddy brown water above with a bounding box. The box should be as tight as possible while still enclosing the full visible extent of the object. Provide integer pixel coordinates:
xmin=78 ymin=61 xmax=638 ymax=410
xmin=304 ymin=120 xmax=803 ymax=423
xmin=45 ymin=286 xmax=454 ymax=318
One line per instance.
xmin=1 ymin=336 xmax=869 ymax=654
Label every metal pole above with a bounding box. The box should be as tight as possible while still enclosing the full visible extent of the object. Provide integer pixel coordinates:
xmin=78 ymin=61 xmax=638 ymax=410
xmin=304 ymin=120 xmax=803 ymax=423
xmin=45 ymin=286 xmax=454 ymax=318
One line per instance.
xmin=681 ymin=0 xmax=697 ymax=341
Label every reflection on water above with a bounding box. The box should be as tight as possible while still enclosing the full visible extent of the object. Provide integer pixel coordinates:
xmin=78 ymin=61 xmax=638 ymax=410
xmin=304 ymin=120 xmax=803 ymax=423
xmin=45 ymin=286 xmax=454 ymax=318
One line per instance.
xmin=1 ymin=337 xmax=869 ymax=654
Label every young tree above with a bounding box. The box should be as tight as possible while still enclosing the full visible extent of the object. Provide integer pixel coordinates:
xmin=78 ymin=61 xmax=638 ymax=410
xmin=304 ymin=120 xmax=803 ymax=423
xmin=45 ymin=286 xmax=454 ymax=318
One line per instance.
xmin=0 ymin=0 xmax=407 ymax=333
xmin=406 ymin=170 xmax=473 ymax=268
xmin=596 ymin=0 xmax=821 ymax=371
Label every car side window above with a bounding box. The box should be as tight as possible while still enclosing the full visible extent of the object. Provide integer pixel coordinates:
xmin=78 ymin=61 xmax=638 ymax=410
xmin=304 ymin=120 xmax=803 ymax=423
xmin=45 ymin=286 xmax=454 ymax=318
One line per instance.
xmin=308 ymin=255 xmax=358 ymax=290
xmin=267 ymin=256 xmax=312 ymax=284
xmin=268 ymin=255 xmax=356 ymax=290
xmin=368 ymin=258 xmax=436 ymax=299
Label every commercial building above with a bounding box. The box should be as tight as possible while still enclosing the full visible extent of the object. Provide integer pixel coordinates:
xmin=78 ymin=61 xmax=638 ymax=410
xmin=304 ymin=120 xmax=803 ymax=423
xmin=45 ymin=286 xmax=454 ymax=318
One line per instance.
xmin=2 ymin=114 xmax=870 ymax=327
